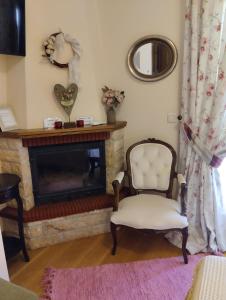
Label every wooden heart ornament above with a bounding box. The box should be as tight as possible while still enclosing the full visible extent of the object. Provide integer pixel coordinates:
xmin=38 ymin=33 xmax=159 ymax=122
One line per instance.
xmin=54 ymin=83 xmax=78 ymax=117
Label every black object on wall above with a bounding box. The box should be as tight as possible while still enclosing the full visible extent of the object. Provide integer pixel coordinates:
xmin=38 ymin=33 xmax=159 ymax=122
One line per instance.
xmin=0 ymin=0 xmax=25 ymax=56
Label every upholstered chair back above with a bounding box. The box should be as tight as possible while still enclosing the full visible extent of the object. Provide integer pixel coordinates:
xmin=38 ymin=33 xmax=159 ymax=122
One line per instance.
xmin=127 ymin=139 xmax=176 ymax=193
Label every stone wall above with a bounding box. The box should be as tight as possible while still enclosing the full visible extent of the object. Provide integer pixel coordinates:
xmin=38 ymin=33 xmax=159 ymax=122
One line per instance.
xmin=0 ymin=138 xmax=34 ymax=210
xmin=105 ymin=128 xmax=125 ymax=194
xmin=3 ymin=208 xmax=112 ymax=249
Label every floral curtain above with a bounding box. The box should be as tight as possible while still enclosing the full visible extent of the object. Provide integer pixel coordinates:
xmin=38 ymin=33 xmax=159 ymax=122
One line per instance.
xmin=170 ymin=0 xmax=226 ymax=254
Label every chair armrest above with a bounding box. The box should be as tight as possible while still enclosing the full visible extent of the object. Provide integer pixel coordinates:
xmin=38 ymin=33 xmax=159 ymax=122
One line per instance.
xmin=113 ymin=171 xmax=125 ymax=185
xmin=112 ymin=171 xmax=125 ymax=211
xmin=177 ymin=174 xmax=186 ymax=185
xmin=177 ymin=174 xmax=187 ymax=216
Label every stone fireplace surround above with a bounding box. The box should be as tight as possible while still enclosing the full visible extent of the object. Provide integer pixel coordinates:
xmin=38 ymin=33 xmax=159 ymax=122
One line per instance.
xmin=0 ymin=122 xmax=126 ymax=249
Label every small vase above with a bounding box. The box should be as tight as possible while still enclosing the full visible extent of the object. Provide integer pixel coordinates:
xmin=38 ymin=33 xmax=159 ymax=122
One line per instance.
xmin=106 ymin=107 xmax=116 ymax=124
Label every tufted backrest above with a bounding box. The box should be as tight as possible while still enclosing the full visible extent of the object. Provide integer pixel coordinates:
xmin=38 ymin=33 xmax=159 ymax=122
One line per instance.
xmin=127 ymin=141 xmax=175 ymax=191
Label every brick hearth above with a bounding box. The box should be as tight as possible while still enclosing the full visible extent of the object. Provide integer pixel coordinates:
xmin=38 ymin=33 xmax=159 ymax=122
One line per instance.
xmin=0 ymin=194 xmax=114 ymax=223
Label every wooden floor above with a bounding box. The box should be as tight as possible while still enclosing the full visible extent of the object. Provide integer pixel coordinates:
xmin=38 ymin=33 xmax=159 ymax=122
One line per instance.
xmin=8 ymin=229 xmax=182 ymax=296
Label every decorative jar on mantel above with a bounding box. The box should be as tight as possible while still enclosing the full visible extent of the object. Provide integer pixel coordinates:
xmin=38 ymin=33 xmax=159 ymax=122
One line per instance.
xmin=106 ymin=107 xmax=116 ymax=124
xmin=102 ymin=86 xmax=125 ymax=124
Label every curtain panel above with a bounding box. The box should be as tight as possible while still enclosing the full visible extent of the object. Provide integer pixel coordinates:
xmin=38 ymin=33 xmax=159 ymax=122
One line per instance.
xmin=169 ymin=0 xmax=226 ymax=254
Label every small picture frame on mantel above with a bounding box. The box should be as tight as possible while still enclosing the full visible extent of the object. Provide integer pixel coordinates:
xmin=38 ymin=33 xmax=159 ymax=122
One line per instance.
xmin=0 ymin=107 xmax=18 ymax=132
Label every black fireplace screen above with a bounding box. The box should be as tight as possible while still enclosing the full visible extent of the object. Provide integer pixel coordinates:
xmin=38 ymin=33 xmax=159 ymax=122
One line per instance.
xmin=29 ymin=141 xmax=106 ymax=205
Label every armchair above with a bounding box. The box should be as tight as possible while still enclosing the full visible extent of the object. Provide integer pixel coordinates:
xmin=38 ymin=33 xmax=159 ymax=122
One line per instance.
xmin=110 ymin=138 xmax=189 ymax=263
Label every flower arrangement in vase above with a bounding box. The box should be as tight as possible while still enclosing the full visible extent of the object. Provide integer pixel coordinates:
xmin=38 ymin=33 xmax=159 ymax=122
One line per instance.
xmin=102 ymin=86 xmax=125 ymax=124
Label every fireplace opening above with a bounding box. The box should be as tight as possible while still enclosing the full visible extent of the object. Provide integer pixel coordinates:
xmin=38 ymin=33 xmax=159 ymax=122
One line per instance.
xmin=29 ymin=141 xmax=106 ymax=205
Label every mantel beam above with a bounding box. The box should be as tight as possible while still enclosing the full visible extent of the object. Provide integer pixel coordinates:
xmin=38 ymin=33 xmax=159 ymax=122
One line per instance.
xmin=0 ymin=121 xmax=127 ymax=147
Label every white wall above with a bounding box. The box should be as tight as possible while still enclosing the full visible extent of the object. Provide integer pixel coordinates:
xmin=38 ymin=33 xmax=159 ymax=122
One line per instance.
xmin=0 ymin=0 xmax=185 ymax=151
xmin=0 ymin=227 xmax=9 ymax=281
xmin=24 ymin=0 xmax=105 ymax=128
xmin=0 ymin=56 xmax=7 ymax=106
xmin=7 ymin=57 xmax=27 ymax=128
xmin=97 ymin=0 xmax=185 ymax=150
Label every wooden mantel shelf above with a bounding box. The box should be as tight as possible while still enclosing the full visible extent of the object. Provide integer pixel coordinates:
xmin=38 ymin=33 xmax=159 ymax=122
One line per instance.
xmin=0 ymin=121 xmax=127 ymax=147
xmin=0 ymin=121 xmax=127 ymax=139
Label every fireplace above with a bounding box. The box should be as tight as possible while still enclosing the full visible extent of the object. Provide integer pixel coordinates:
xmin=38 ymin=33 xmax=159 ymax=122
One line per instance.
xmin=29 ymin=141 xmax=106 ymax=205
xmin=0 ymin=123 xmax=126 ymax=249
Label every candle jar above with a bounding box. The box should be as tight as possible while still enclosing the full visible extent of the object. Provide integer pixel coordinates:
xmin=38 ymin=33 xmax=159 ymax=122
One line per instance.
xmin=76 ymin=120 xmax=84 ymax=127
xmin=54 ymin=121 xmax=63 ymax=129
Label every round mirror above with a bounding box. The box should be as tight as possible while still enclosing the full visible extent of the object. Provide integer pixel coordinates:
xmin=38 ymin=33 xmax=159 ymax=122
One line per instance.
xmin=127 ymin=35 xmax=178 ymax=82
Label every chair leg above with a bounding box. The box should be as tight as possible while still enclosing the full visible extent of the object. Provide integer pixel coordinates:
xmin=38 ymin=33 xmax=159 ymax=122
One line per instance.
xmin=111 ymin=222 xmax=118 ymax=255
xmin=181 ymin=227 xmax=188 ymax=264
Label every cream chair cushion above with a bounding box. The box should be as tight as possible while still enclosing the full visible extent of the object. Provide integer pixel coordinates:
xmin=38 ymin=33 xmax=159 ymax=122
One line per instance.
xmin=111 ymin=194 xmax=188 ymax=230
xmin=130 ymin=143 xmax=173 ymax=190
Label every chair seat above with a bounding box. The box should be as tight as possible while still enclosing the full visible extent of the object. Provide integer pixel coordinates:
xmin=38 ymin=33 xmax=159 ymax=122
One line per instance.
xmin=111 ymin=194 xmax=188 ymax=230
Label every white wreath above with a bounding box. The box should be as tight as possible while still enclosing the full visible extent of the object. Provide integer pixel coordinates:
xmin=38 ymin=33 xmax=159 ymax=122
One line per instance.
xmin=43 ymin=32 xmax=81 ymax=85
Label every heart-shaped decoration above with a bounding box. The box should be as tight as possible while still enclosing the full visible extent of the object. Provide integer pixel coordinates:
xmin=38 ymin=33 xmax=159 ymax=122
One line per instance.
xmin=54 ymin=83 xmax=78 ymax=117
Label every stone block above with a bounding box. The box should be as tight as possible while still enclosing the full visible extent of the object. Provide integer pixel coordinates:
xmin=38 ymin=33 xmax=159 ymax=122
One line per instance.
xmin=27 ymin=233 xmax=65 ymax=249
xmin=0 ymin=150 xmax=20 ymax=162
xmin=25 ymin=223 xmax=43 ymax=237
xmin=106 ymin=140 xmax=124 ymax=153
xmin=0 ymin=138 xmax=9 ymax=150
xmin=110 ymin=129 xmax=124 ymax=141
xmin=1 ymin=161 xmax=21 ymax=176
xmin=1 ymin=208 xmax=112 ymax=249
xmin=7 ymin=139 xmax=23 ymax=150
xmin=106 ymin=155 xmax=124 ymax=170
xmin=25 ymin=222 xmax=110 ymax=249
xmin=26 ymin=223 xmax=110 ymax=250
xmin=21 ymin=195 xmax=34 ymax=211
xmin=40 ymin=209 xmax=112 ymax=234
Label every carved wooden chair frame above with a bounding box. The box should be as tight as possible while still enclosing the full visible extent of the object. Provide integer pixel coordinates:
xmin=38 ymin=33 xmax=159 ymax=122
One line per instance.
xmin=111 ymin=138 xmax=188 ymax=264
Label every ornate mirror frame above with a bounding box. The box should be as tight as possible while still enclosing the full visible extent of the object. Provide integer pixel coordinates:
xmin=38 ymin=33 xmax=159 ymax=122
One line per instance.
xmin=127 ymin=35 xmax=178 ymax=82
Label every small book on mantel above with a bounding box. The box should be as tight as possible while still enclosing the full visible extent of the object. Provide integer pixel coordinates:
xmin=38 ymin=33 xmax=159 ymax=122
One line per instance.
xmin=92 ymin=121 xmax=107 ymax=126
xmin=77 ymin=116 xmax=106 ymax=126
xmin=77 ymin=116 xmax=94 ymax=126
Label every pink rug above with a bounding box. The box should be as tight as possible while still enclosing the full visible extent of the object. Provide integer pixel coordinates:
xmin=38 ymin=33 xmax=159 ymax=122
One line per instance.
xmin=40 ymin=255 xmax=203 ymax=300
